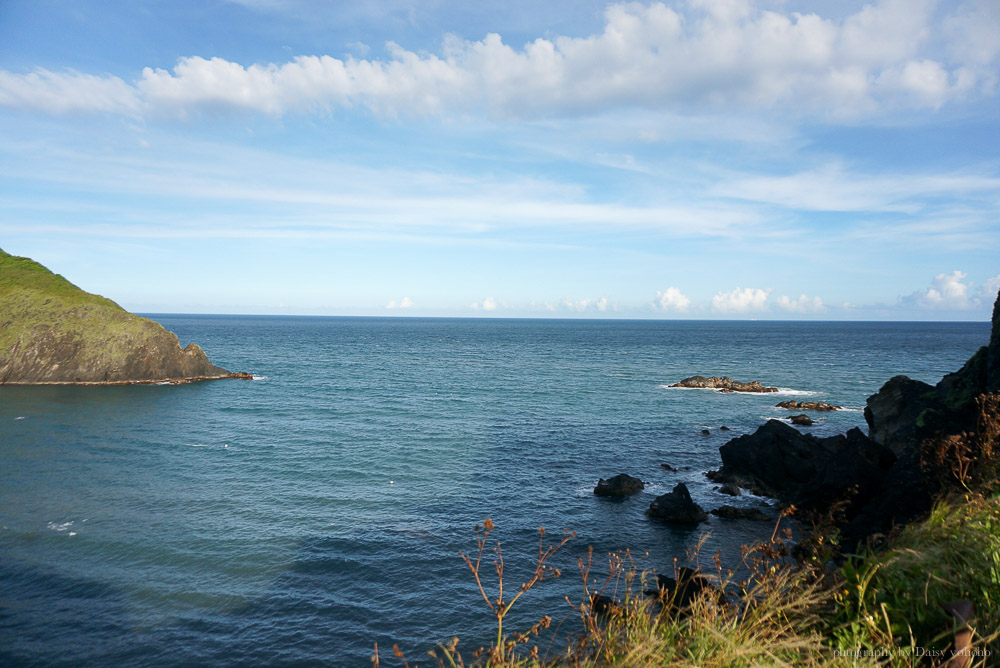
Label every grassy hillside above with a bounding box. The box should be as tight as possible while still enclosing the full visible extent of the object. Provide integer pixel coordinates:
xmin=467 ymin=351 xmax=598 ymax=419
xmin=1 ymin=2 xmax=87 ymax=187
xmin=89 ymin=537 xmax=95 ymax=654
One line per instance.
xmin=0 ymin=248 xmax=230 ymax=383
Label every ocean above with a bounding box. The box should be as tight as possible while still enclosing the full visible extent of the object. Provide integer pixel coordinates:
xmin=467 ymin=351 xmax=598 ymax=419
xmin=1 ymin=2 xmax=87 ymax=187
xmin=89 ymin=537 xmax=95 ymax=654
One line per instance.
xmin=0 ymin=317 xmax=990 ymax=665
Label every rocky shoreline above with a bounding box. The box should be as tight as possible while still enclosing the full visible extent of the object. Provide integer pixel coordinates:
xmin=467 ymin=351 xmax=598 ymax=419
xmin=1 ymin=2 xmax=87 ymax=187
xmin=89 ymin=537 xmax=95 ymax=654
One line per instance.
xmin=597 ymin=289 xmax=1000 ymax=549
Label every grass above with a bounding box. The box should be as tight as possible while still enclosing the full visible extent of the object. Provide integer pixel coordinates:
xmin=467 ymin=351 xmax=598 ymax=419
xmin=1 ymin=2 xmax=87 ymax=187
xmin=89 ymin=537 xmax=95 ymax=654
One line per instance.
xmin=0 ymin=247 xmax=221 ymax=382
xmin=379 ymin=492 xmax=1000 ymax=668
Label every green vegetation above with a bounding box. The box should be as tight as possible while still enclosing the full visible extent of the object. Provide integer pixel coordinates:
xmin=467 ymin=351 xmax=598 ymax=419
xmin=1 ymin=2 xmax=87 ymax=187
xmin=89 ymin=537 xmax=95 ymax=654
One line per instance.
xmin=0 ymin=248 xmax=227 ymax=383
xmin=380 ymin=494 xmax=998 ymax=667
xmin=0 ymin=248 xmax=154 ymax=352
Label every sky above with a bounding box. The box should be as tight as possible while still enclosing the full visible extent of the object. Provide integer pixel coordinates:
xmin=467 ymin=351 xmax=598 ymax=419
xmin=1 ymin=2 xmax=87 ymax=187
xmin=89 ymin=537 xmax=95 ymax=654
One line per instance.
xmin=1 ymin=0 xmax=998 ymax=319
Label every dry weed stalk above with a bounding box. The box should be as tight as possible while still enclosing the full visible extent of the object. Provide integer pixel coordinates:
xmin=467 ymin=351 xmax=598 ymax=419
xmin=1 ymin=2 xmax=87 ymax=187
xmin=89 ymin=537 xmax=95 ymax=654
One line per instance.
xmin=459 ymin=518 xmax=574 ymax=663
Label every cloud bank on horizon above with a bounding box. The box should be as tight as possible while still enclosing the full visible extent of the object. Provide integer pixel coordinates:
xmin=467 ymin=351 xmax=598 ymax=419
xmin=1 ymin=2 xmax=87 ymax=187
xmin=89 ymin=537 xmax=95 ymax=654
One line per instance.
xmin=0 ymin=0 xmax=997 ymax=318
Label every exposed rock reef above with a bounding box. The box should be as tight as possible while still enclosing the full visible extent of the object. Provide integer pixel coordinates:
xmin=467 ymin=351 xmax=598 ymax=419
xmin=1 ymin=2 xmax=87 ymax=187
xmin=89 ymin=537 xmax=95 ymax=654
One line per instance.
xmin=0 ymin=249 xmax=248 ymax=385
xmin=776 ymin=400 xmax=840 ymax=411
xmin=594 ymin=474 xmax=645 ymax=497
xmin=709 ymin=290 xmax=1000 ymax=547
xmin=671 ymin=375 xmax=777 ymax=393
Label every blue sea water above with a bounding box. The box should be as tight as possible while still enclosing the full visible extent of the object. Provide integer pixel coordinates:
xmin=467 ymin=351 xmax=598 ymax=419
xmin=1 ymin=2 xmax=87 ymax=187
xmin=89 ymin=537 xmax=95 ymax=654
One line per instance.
xmin=0 ymin=317 xmax=990 ymax=666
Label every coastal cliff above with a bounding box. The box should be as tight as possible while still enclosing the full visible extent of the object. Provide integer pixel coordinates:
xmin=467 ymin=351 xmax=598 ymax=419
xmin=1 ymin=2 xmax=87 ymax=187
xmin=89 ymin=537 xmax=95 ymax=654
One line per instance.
xmin=0 ymin=249 xmax=243 ymax=384
xmin=710 ymin=288 xmax=1000 ymax=546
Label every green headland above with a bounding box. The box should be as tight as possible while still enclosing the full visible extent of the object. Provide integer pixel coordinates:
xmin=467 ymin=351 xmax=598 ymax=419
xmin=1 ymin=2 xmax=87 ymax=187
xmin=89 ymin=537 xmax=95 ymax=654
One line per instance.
xmin=0 ymin=248 xmax=242 ymax=384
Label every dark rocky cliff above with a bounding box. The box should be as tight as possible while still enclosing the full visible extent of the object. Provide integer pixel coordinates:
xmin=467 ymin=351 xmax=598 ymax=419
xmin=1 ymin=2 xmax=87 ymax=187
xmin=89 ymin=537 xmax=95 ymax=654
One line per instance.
xmin=710 ymin=289 xmax=1000 ymax=547
xmin=0 ymin=248 xmax=243 ymax=384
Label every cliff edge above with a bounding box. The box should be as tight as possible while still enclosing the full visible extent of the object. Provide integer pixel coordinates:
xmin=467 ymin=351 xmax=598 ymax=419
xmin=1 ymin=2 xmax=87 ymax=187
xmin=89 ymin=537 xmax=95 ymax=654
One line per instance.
xmin=0 ymin=249 xmax=243 ymax=384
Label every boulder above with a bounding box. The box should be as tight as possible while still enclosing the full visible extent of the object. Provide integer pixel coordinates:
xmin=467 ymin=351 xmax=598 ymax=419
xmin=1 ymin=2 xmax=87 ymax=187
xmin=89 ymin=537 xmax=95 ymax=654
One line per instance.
xmin=671 ymin=375 xmax=778 ymax=393
xmin=701 ymin=429 xmax=711 ymax=435
xmin=789 ymin=414 xmax=814 ymax=426
xmin=594 ymin=473 xmax=645 ymax=497
xmin=647 ymin=483 xmax=708 ymax=524
xmin=710 ymin=505 xmax=770 ymax=521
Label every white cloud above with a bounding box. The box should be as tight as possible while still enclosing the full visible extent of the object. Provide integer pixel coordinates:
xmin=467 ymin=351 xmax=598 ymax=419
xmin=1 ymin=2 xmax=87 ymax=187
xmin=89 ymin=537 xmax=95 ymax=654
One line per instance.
xmin=776 ymin=293 xmax=825 ymax=313
xmin=2 ymin=1 xmax=996 ymax=120
xmin=652 ymin=287 xmax=691 ymax=312
xmin=712 ymin=287 xmax=772 ymax=313
xmin=979 ymin=274 xmax=1000 ymax=304
xmin=0 ymin=69 xmax=140 ymax=115
xmin=386 ymin=296 xmax=414 ymax=309
xmin=904 ymin=270 xmax=974 ymax=309
xmin=559 ymin=296 xmax=614 ymax=312
xmin=470 ymin=296 xmax=501 ymax=311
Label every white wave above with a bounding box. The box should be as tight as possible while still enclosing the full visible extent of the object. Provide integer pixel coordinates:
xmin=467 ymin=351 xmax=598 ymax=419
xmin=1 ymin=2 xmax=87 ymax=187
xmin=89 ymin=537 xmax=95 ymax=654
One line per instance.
xmin=14 ymin=416 xmax=26 ymax=420
xmin=47 ymin=521 xmax=74 ymax=532
xmin=769 ymin=388 xmax=822 ymax=397
xmin=155 ymin=381 xmax=172 ymax=385
xmin=184 ymin=443 xmax=209 ymax=447
xmin=252 ymin=375 xmax=268 ymax=381
xmin=658 ymin=385 xmax=718 ymax=391
xmin=838 ymin=407 xmax=864 ymax=413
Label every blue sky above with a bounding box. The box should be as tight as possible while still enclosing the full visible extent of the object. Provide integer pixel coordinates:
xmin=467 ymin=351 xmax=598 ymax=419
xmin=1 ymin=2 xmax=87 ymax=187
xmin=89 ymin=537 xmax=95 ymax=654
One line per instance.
xmin=1 ymin=0 xmax=998 ymax=319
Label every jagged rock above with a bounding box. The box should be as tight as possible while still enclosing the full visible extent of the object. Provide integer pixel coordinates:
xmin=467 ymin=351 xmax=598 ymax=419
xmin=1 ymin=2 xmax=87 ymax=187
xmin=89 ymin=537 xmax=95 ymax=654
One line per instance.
xmin=594 ymin=473 xmax=645 ymax=497
xmin=714 ymin=289 xmax=1000 ymax=548
xmin=671 ymin=375 xmax=778 ymax=393
xmin=776 ymin=400 xmax=840 ymax=411
xmin=647 ymin=483 xmax=708 ymax=524
xmin=710 ymin=505 xmax=770 ymax=521
xmin=790 ymin=414 xmax=814 ymax=426
xmin=0 ymin=249 xmax=248 ymax=384
xmin=717 ymin=482 xmax=741 ymax=496
xmin=864 ymin=375 xmax=939 ymax=455
xmin=713 ymin=420 xmax=895 ymax=513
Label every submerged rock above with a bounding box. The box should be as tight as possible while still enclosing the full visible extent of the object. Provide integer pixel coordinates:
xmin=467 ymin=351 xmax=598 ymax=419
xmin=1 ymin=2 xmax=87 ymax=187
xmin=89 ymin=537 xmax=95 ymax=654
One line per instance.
xmin=671 ymin=375 xmax=778 ymax=393
xmin=647 ymin=483 xmax=708 ymax=524
xmin=789 ymin=414 xmax=814 ymax=426
xmin=594 ymin=473 xmax=645 ymax=497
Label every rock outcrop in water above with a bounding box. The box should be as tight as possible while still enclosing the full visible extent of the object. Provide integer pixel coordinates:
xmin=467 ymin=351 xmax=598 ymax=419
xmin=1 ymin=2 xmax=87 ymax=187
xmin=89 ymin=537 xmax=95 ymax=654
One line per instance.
xmin=776 ymin=400 xmax=840 ymax=411
xmin=647 ymin=483 xmax=708 ymax=524
xmin=671 ymin=376 xmax=778 ymax=393
xmin=0 ymin=248 xmax=249 ymax=384
xmin=594 ymin=473 xmax=645 ymax=497
xmin=709 ymin=289 xmax=1000 ymax=546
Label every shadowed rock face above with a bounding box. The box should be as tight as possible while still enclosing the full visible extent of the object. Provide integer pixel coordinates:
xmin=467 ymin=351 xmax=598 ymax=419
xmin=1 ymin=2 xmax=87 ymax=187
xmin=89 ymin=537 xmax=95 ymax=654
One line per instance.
xmin=647 ymin=483 xmax=708 ymax=524
xmin=0 ymin=249 xmax=240 ymax=384
xmin=711 ymin=289 xmax=1000 ymax=548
